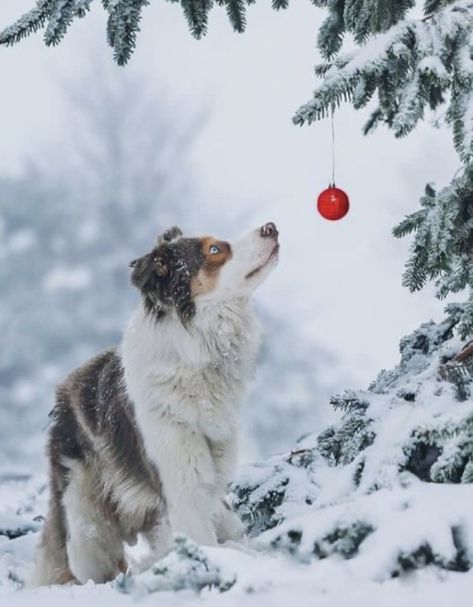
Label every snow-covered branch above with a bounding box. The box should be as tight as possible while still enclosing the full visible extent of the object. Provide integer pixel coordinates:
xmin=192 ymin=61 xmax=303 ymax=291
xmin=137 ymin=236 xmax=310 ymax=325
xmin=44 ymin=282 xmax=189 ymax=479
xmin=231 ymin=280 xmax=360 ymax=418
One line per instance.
xmin=294 ymin=1 xmax=473 ymax=162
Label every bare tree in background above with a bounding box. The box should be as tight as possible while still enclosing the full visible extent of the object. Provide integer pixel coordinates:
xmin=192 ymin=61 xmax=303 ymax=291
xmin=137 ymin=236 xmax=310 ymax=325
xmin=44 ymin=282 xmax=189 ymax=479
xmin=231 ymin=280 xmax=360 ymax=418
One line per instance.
xmin=0 ymin=65 xmax=206 ymax=468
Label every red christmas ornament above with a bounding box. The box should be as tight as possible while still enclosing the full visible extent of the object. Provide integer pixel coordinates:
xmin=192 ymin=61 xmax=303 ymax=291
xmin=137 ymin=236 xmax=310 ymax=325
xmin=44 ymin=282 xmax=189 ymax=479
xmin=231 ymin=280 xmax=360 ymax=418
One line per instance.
xmin=316 ymin=107 xmax=350 ymax=221
xmin=317 ymin=186 xmax=350 ymax=221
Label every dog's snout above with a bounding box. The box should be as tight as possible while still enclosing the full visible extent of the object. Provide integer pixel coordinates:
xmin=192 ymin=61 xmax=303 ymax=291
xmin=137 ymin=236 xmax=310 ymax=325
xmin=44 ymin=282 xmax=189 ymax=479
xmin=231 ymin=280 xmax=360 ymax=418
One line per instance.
xmin=260 ymin=222 xmax=278 ymax=239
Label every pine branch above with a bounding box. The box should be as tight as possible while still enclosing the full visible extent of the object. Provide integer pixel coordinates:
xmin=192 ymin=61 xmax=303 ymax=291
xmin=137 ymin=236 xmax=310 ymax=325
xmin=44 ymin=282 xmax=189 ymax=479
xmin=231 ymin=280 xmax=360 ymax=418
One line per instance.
xmin=294 ymin=3 xmax=472 ymax=128
xmin=0 ymin=0 xmax=263 ymax=55
xmin=272 ymin=0 xmax=289 ymax=8
xmin=0 ymin=1 xmax=55 ymax=46
xmin=44 ymin=0 xmax=76 ymax=46
xmin=424 ymin=0 xmax=458 ymax=12
xmin=104 ymin=0 xmax=150 ymax=65
xmin=392 ymin=209 xmax=428 ymax=239
xmin=180 ymin=0 xmax=212 ymax=39
xmin=394 ymin=165 xmax=473 ymax=336
xmin=74 ymin=0 xmax=94 ymax=17
xmin=312 ymin=0 xmax=416 ymax=59
xmin=217 ymin=0 xmax=247 ymax=34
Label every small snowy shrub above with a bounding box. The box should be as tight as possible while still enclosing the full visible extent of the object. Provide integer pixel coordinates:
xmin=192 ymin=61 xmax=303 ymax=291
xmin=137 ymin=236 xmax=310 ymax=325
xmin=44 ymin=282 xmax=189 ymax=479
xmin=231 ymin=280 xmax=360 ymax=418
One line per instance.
xmin=114 ymin=536 xmax=236 ymax=596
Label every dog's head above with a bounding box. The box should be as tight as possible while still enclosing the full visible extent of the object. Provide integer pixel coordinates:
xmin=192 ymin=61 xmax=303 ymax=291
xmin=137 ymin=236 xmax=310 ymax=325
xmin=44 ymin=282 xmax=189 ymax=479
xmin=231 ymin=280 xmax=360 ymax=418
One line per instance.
xmin=130 ymin=223 xmax=279 ymax=324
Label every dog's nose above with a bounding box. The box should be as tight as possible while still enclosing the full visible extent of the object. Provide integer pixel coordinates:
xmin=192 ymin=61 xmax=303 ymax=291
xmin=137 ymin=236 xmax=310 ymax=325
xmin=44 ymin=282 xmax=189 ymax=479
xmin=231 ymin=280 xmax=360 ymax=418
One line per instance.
xmin=260 ymin=222 xmax=278 ymax=239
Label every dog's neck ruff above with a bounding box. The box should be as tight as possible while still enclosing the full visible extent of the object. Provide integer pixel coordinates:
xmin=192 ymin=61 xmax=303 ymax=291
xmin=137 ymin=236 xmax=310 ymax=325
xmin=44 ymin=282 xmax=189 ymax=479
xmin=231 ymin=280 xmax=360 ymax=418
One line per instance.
xmin=121 ymin=298 xmax=260 ymax=441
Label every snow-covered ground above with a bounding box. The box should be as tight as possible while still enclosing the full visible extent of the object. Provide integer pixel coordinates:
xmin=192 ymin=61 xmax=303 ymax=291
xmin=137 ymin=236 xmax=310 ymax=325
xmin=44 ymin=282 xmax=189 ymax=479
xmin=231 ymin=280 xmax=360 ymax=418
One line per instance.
xmin=2 ymin=474 xmax=473 ymax=607
xmin=4 ymin=541 xmax=473 ymax=607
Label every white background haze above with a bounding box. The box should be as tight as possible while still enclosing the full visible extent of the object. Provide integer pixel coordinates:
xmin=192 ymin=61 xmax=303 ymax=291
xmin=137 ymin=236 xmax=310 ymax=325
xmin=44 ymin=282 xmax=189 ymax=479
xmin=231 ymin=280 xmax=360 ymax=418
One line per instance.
xmin=0 ymin=0 xmax=460 ymax=403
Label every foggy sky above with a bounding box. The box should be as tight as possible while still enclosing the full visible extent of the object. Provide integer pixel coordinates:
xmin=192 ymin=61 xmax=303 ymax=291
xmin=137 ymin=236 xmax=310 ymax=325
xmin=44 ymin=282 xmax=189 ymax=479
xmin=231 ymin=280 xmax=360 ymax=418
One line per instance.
xmin=0 ymin=1 xmax=460 ymax=387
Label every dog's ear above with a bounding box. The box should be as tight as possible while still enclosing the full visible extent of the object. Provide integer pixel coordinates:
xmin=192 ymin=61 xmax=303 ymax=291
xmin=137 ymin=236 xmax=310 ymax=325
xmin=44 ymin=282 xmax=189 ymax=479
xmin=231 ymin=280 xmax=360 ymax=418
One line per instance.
xmin=170 ymin=269 xmax=196 ymax=326
xmin=129 ymin=252 xmax=155 ymax=291
xmin=129 ymin=246 xmax=169 ymax=290
xmin=158 ymin=226 xmax=183 ymax=245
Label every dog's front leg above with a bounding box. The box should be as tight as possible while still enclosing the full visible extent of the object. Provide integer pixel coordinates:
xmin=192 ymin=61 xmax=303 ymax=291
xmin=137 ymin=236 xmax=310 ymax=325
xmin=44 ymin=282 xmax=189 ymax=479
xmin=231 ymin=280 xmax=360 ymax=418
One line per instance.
xmin=209 ymin=439 xmax=244 ymax=543
xmin=144 ymin=420 xmax=218 ymax=546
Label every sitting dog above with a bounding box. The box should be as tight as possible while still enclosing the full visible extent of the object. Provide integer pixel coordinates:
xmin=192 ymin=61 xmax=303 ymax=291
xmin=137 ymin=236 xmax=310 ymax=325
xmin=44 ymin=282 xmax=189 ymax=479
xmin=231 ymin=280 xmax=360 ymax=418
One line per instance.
xmin=33 ymin=222 xmax=279 ymax=586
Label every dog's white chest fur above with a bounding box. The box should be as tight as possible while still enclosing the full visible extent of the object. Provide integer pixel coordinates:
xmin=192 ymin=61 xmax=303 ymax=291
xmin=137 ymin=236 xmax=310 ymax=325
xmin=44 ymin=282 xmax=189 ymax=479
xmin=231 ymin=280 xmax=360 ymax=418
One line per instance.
xmin=122 ymin=300 xmax=259 ymax=438
xmin=121 ymin=299 xmax=259 ymax=545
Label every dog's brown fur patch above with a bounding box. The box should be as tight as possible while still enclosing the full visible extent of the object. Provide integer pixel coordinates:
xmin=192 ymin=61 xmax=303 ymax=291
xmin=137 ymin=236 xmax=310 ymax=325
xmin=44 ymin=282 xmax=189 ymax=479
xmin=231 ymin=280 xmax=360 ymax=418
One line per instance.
xmin=33 ymin=349 xmax=167 ymax=586
xmin=191 ymin=237 xmax=233 ymax=297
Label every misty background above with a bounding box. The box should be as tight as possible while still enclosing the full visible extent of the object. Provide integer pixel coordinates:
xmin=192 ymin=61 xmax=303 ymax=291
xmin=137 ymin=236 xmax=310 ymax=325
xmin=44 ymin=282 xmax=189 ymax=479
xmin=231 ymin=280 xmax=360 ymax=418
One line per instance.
xmin=0 ymin=1 xmax=460 ymax=471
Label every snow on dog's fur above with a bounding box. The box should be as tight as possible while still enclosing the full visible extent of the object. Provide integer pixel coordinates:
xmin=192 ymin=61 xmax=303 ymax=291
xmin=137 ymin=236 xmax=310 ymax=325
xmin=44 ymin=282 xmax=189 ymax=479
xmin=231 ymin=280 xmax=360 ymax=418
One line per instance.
xmin=32 ymin=223 xmax=279 ymax=586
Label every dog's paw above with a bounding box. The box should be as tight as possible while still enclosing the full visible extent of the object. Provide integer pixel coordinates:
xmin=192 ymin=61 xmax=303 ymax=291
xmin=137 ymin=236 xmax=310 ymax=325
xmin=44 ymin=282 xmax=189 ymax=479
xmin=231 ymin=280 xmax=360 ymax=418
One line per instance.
xmin=214 ymin=502 xmax=244 ymax=543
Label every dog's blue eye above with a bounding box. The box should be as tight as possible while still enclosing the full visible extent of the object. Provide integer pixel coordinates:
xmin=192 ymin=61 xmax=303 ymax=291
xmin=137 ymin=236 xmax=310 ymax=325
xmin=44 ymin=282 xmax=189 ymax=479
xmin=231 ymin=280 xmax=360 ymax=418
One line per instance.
xmin=209 ymin=245 xmax=220 ymax=255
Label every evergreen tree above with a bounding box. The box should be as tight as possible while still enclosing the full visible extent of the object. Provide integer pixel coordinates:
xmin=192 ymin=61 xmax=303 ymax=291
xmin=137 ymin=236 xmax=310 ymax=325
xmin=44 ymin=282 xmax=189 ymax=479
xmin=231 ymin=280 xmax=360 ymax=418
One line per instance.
xmin=231 ymin=305 xmax=473 ymax=575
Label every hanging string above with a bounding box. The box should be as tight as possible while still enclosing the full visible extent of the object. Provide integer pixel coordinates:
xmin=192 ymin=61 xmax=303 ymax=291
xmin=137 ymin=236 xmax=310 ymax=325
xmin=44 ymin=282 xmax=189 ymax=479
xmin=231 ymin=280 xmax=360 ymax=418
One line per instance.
xmin=331 ymin=104 xmax=336 ymax=187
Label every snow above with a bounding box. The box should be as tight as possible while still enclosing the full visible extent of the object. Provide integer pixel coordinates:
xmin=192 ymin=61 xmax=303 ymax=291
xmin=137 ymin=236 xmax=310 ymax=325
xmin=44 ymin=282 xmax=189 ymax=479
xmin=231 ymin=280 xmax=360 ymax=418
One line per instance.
xmin=2 ymin=481 xmax=473 ymax=607
xmin=261 ymin=480 xmax=473 ymax=574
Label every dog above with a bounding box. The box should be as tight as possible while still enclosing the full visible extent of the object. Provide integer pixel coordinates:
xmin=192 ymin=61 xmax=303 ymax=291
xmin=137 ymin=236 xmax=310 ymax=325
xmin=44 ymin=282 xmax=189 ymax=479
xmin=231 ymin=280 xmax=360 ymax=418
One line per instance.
xmin=32 ymin=222 xmax=279 ymax=586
